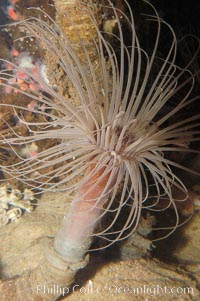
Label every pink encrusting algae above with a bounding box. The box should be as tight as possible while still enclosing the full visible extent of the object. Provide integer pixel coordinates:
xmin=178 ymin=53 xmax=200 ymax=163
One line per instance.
xmin=0 ymin=0 xmax=199 ymax=300
xmin=3 ymin=49 xmax=49 ymax=94
xmin=6 ymin=0 xmax=21 ymax=21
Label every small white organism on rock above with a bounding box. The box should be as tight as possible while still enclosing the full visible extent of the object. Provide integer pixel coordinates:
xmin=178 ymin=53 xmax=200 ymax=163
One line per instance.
xmin=0 ymin=185 xmax=34 ymax=225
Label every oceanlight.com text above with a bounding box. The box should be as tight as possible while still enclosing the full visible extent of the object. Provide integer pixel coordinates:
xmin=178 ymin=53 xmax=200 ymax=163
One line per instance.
xmin=36 ymin=281 xmax=195 ymax=297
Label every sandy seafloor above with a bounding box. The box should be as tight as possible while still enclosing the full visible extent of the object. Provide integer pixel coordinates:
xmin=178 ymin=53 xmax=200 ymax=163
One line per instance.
xmin=0 ymin=189 xmax=200 ymax=301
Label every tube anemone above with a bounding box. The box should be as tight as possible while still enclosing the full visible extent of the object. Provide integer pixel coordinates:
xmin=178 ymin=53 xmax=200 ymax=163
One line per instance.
xmin=0 ymin=0 xmax=199 ymax=299
xmin=0 ymin=0 xmax=199 ymax=248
